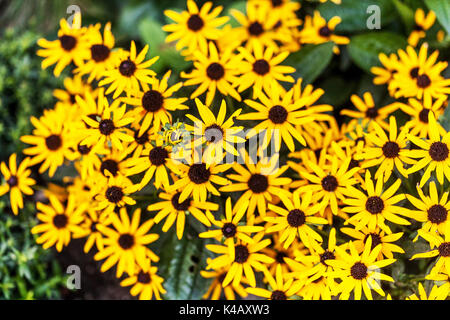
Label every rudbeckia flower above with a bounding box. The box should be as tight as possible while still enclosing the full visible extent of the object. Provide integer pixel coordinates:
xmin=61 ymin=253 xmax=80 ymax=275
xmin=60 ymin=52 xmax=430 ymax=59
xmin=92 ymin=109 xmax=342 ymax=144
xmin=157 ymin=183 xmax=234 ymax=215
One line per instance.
xmin=120 ymin=264 xmax=166 ymax=300
xmin=407 ymin=9 xmax=436 ymax=47
xmin=200 ymin=264 xmax=249 ymax=300
xmin=406 ymin=282 xmax=448 ymax=300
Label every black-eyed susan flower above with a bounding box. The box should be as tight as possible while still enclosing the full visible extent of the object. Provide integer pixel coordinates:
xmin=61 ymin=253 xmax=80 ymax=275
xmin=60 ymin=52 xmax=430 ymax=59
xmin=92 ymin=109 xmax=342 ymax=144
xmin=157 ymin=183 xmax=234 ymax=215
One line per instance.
xmin=327 ymin=238 xmax=396 ymax=300
xmin=147 ymin=183 xmax=216 ymax=240
xmin=120 ymin=264 xmax=166 ymax=300
xmin=408 ymin=9 xmax=436 ymax=47
xmin=185 ymin=99 xmax=245 ymax=164
xmin=406 ymin=111 xmax=450 ymax=187
xmin=238 ymin=84 xmax=333 ymax=152
xmin=99 ymin=41 xmax=158 ymax=98
xmin=94 ymin=172 xmax=139 ymax=216
xmin=182 ymin=43 xmax=242 ymax=106
xmin=73 ymin=207 xmax=111 ymax=254
xmin=411 ymin=223 xmax=450 ymax=276
xmin=343 ymin=171 xmax=408 ymax=234
xmin=296 ymin=156 xmax=359 ymax=216
xmin=356 ymin=116 xmax=415 ymax=182
xmin=37 ymin=13 xmax=90 ymax=76
xmin=75 ymin=22 xmax=118 ymax=82
xmin=340 ymin=92 xmax=399 ymax=131
xmin=163 ymin=1 xmax=229 ymax=55
xmin=230 ymin=2 xmax=286 ymax=52
xmin=31 ymin=194 xmax=87 ymax=252
xmin=21 ymin=109 xmax=74 ymax=177
xmin=123 ymin=70 xmax=188 ymax=135
xmin=340 ymin=226 xmax=405 ymax=260
xmin=265 ymin=191 xmax=327 ymax=249
xmin=53 ymin=75 xmax=97 ymax=112
xmin=235 ymin=42 xmax=295 ymax=99
xmin=200 ymin=264 xmax=248 ymax=300
xmin=82 ymin=100 xmax=134 ymax=151
xmin=406 ymin=181 xmax=450 ymax=237
xmin=220 ymin=150 xmax=292 ymax=222
xmin=168 ymin=155 xmax=231 ymax=203
xmin=200 ymin=197 xmax=263 ymax=245
xmin=406 ymin=282 xmax=448 ymax=300
xmin=206 ymin=232 xmax=274 ymax=288
xmin=371 ymin=52 xmax=400 ymax=96
xmin=300 ymin=11 xmax=349 ymax=54
xmin=397 ymin=95 xmax=447 ymax=138
xmin=125 ymin=139 xmax=180 ymax=191
xmin=246 ymin=264 xmax=302 ymax=300
xmin=95 ymin=207 xmax=159 ymax=277
xmin=98 ymin=145 xmax=132 ymax=178
xmin=391 ymin=44 xmax=450 ymax=101
xmin=0 ymin=154 xmax=35 ymax=215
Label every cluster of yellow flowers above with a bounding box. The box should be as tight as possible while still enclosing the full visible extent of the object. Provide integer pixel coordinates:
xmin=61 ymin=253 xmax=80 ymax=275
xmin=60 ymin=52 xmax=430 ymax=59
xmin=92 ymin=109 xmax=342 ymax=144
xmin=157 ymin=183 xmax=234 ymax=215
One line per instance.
xmin=1 ymin=0 xmax=450 ymax=300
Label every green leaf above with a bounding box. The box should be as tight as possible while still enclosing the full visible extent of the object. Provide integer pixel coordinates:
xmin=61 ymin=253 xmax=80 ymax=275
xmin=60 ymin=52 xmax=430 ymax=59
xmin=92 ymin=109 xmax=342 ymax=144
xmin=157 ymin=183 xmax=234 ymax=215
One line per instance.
xmin=393 ymin=0 xmax=415 ymax=31
xmin=158 ymin=224 xmax=213 ymax=300
xmin=318 ymin=0 xmax=396 ymax=32
xmin=286 ymin=42 xmax=334 ymax=85
xmin=425 ymin=0 xmax=450 ymax=34
xmin=347 ymin=32 xmax=408 ymax=73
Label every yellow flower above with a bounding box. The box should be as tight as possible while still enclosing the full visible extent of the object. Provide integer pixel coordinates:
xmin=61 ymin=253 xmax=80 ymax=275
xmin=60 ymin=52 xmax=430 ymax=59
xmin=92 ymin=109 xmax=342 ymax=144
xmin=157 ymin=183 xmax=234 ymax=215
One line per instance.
xmin=407 ymin=282 xmax=448 ymax=300
xmin=327 ymin=238 xmax=396 ymax=300
xmin=0 ymin=154 xmax=35 ymax=215
xmin=31 ymin=194 xmax=86 ymax=252
xmin=234 ymin=41 xmax=295 ymax=99
xmin=407 ymin=9 xmax=436 ymax=47
xmin=37 ymin=13 xmax=90 ymax=76
xmin=406 ymin=111 xmax=450 ymax=187
xmin=99 ymin=41 xmax=158 ymax=98
xmin=181 ymin=43 xmax=242 ymax=105
xmin=94 ymin=207 xmax=159 ymax=277
xmin=200 ymin=264 xmax=248 ymax=300
xmin=163 ymin=0 xmax=229 ymax=55
xmin=120 ymin=264 xmax=166 ymax=300
xmin=371 ymin=52 xmax=400 ymax=96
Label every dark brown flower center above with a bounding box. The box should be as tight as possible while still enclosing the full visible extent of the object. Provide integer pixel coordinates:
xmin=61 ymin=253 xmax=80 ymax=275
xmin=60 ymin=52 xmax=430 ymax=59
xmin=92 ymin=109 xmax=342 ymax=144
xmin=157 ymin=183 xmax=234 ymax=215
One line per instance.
xmin=382 ymin=141 xmax=400 ymax=158
xmin=206 ymin=62 xmax=225 ymax=80
xmin=118 ymin=233 xmax=135 ymax=249
xmin=7 ymin=176 xmax=18 ymax=187
xmin=287 ymin=209 xmax=306 ymax=227
xmin=137 ymin=271 xmax=151 ymax=284
xmin=429 ymin=142 xmax=449 ymax=161
xmin=149 ymin=147 xmax=168 ymax=166
xmin=119 ymin=59 xmax=136 ymax=77
xmin=275 ymin=251 xmax=288 ymax=263
xmin=271 ymin=0 xmax=283 ymax=7
xmin=319 ymin=26 xmax=332 ymax=37
xmin=205 ymin=124 xmax=224 ymax=142
xmin=417 ymin=74 xmax=431 ymax=88
xmin=105 ymin=186 xmax=124 ymax=203
xmin=419 ymin=108 xmax=430 ymax=123
xmin=350 ymin=262 xmax=368 ymax=280
xmin=349 ymin=158 xmax=360 ymax=170
xmin=321 ymin=175 xmax=338 ymax=192
xmin=413 ymin=24 xmax=424 ymax=31
xmin=268 ymin=105 xmax=288 ymax=124
xmin=222 ymin=223 xmax=237 ymax=238
xmin=45 ymin=134 xmax=62 ymax=151
xmin=365 ymin=107 xmax=379 ymax=119
xmin=187 ymin=14 xmax=204 ymax=31
xmin=438 ymin=242 xmax=450 ymax=257
xmin=142 ymin=90 xmax=164 ymax=112
xmin=91 ymin=44 xmax=110 ymax=62
xmin=188 ymin=163 xmax=211 ymax=184
xmin=320 ymin=250 xmax=336 ymax=265
xmin=427 ymin=205 xmax=448 ymax=224
xmin=364 ymin=233 xmax=383 ymax=250
xmin=366 ymin=196 xmax=384 ymax=214
xmin=134 ymin=130 xmax=149 ymax=145
xmin=410 ymin=67 xmax=419 ymax=79
xmin=253 ymin=59 xmax=270 ymax=75
xmin=99 ymin=119 xmax=115 ymax=135
xmin=59 ymin=35 xmax=77 ymax=51
xmin=53 ymin=214 xmax=68 ymax=229
xmin=234 ymin=244 xmax=250 ymax=263
xmin=100 ymin=159 xmax=119 ymax=176
xmin=271 ymin=290 xmax=287 ymax=300
xmin=171 ymin=192 xmax=191 ymax=211
xmin=248 ymin=174 xmax=269 ymax=193
xmin=248 ymin=22 xmax=264 ymax=36
xmin=77 ymin=143 xmax=91 ymax=155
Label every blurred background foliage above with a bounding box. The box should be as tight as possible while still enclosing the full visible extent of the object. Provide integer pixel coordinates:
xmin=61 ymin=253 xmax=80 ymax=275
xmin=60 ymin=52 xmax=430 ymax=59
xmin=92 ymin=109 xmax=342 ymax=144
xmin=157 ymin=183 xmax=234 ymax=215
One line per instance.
xmin=0 ymin=0 xmax=449 ymax=300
